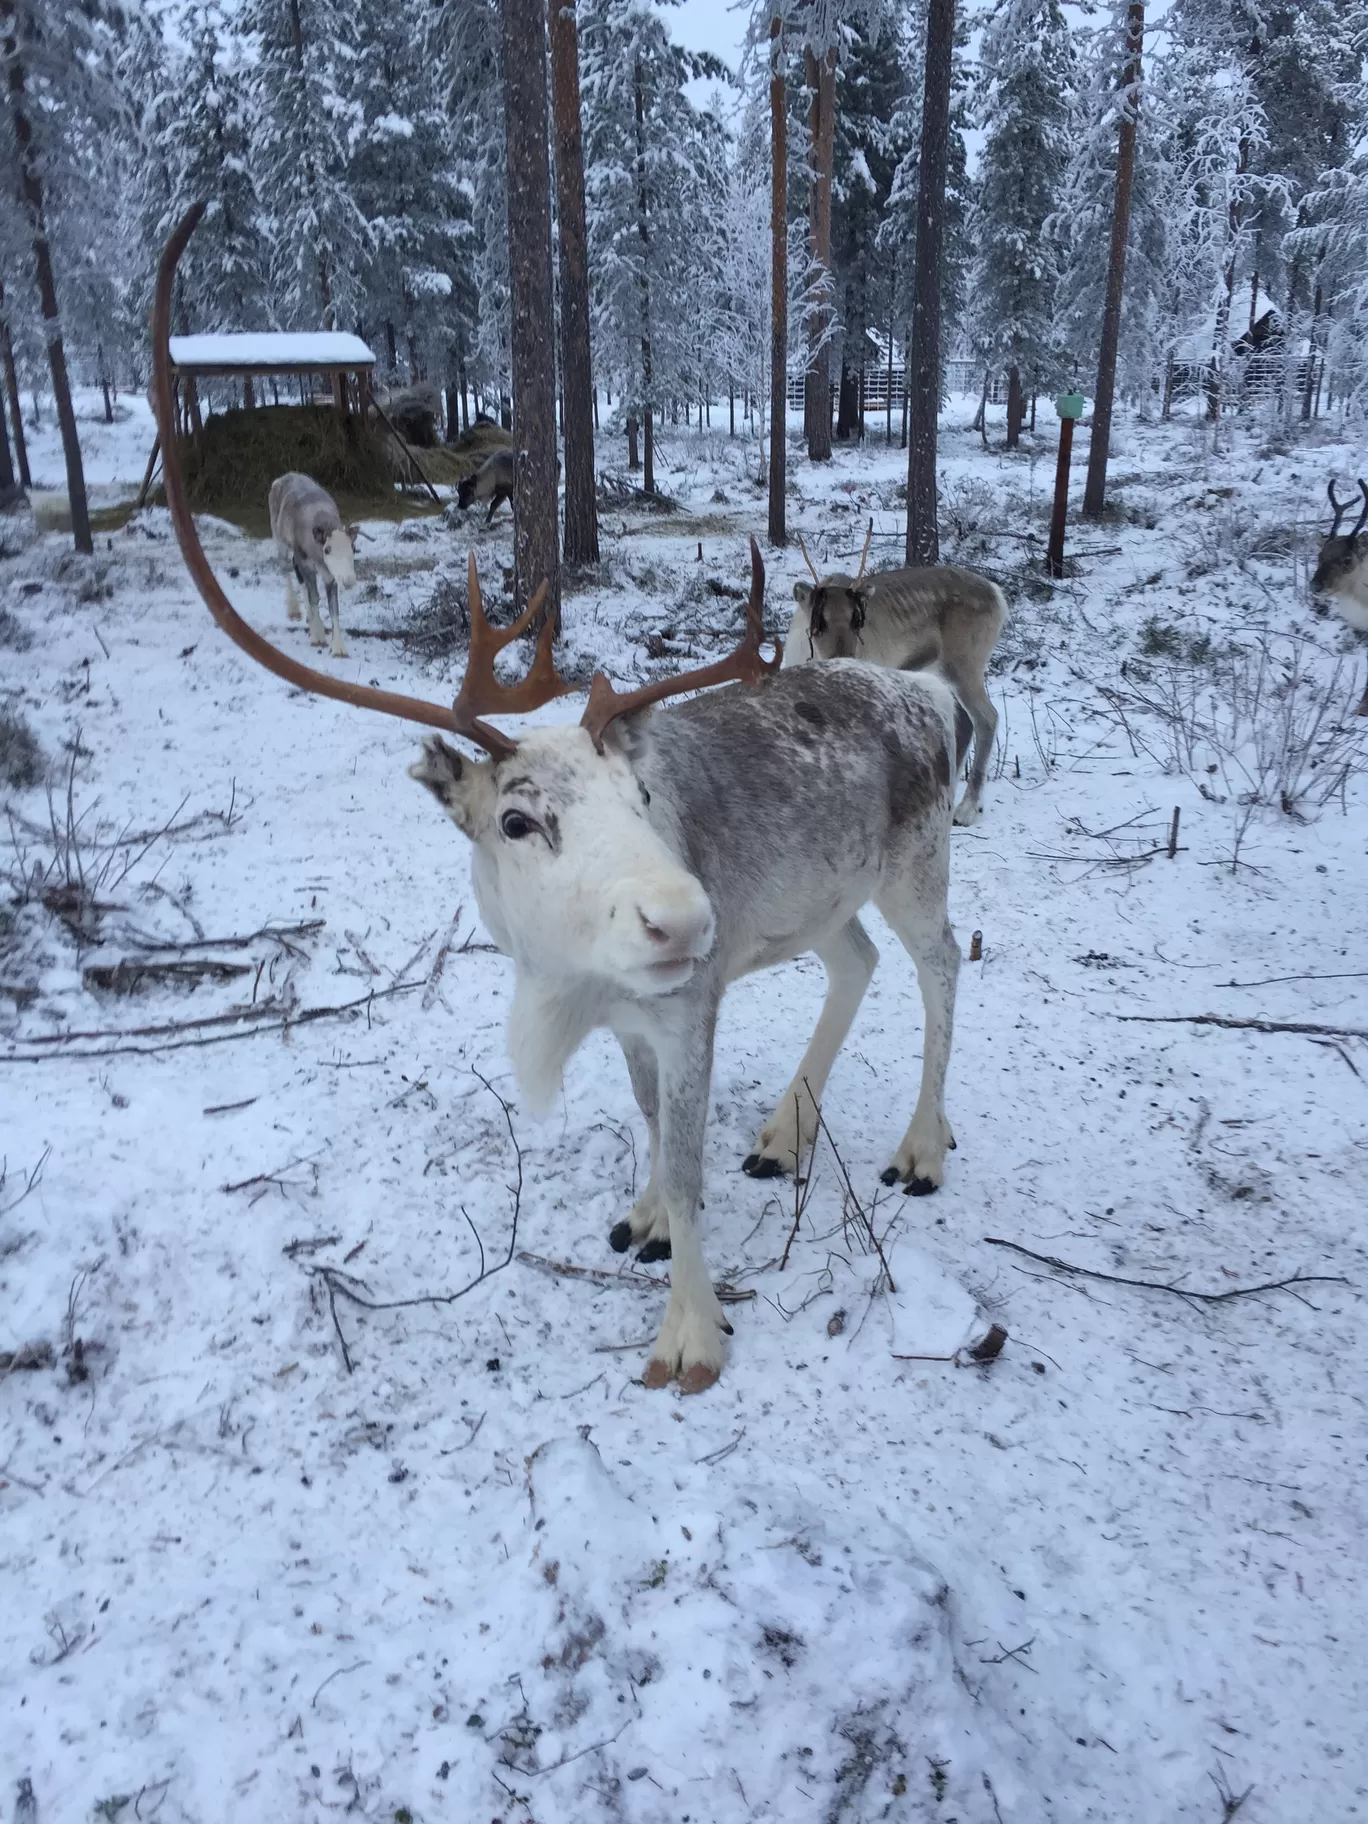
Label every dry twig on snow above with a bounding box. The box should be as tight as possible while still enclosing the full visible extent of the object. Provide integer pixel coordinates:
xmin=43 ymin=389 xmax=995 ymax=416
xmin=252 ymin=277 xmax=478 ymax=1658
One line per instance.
xmin=985 ymin=1237 xmax=1348 ymax=1307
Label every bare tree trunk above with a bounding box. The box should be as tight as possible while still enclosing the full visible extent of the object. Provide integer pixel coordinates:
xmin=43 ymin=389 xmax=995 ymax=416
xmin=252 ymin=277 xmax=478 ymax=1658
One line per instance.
xmin=804 ymin=45 xmax=836 ymax=462
xmin=502 ymin=0 xmax=562 ymax=628
xmin=0 ymin=287 xmax=30 ymax=489
xmin=626 ymin=415 xmax=639 ymax=469
xmin=3 ymin=0 xmax=91 ymax=550
xmin=0 ymin=359 xmax=14 ymax=501
xmin=287 ymin=0 xmax=333 ymax=323
xmin=549 ymin=0 xmax=599 ymax=564
xmin=768 ymin=14 xmax=787 ymax=544
xmin=1005 ymin=362 xmax=1022 ymax=448
xmin=1082 ymin=0 xmax=1144 ymax=520
xmin=904 ymin=0 xmax=955 ymax=566
xmin=1302 ymin=255 xmax=1324 ymax=424
xmin=632 ymin=57 xmax=656 ymax=498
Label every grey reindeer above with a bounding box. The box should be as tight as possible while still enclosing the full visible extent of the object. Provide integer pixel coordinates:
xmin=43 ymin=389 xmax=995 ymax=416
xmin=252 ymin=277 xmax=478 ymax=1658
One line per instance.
xmin=406 ymin=544 xmax=966 ymax=1392
xmin=784 ymin=522 xmax=1006 ymax=825
xmin=269 ymin=472 xmax=358 ymax=659
xmin=1311 ymin=479 xmax=1368 ymax=716
xmin=457 ymin=448 xmax=516 ymax=523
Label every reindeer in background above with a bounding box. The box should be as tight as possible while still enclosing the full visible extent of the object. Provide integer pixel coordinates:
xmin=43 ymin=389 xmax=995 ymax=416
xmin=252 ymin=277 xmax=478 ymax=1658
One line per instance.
xmin=784 ymin=522 xmax=1007 ymax=825
xmin=1312 ymin=480 xmax=1368 ymax=716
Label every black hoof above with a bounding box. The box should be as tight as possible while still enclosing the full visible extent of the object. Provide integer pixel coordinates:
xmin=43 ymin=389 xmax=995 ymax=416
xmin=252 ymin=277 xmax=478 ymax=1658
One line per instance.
xmin=721 ymin=1319 xmax=734 ymax=1336
xmin=879 ymin=1165 xmax=900 ymax=1187
xmin=903 ymin=1175 xmax=938 ymax=1197
xmin=636 ymin=1238 xmax=672 ymax=1264
xmin=948 ymin=1135 xmax=958 ymax=1151
xmin=742 ymin=1153 xmax=784 ymax=1179
xmin=609 ymin=1220 xmax=633 ymax=1254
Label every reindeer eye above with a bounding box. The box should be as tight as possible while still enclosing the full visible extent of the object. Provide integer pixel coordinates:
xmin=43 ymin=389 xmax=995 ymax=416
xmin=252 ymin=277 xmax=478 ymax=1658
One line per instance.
xmin=500 ymin=810 xmax=535 ymax=841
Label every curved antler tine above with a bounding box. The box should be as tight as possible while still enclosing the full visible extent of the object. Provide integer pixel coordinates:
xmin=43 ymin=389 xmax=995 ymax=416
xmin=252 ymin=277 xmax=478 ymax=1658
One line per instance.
xmin=796 ymin=534 xmax=821 ymax=583
xmin=152 ymin=204 xmax=462 ymax=738
xmin=1328 ymin=480 xmax=1348 ymax=535
xmin=580 ymin=538 xmax=781 ymax=753
xmin=856 ymin=516 xmax=873 ymax=580
xmin=1352 ymin=478 xmax=1368 ymax=541
xmin=452 ymin=574 xmax=571 ymax=761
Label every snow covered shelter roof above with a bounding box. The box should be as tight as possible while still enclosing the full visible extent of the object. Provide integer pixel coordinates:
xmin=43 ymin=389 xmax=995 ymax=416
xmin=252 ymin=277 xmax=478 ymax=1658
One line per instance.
xmin=167 ymin=333 xmax=376 ymax=376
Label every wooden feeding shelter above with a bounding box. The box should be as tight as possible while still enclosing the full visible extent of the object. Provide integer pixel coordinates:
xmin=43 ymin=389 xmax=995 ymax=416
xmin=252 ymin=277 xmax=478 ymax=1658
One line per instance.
xmin=137 ymin=331 xmax=380 ymax=507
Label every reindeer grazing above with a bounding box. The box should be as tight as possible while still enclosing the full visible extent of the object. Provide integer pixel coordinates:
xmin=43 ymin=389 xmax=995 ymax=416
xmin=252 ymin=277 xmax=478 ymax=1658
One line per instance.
xmin=784 ymin=523 xmax=1006 ymax=826
xmin=154 ymin=205 xmax=965 ymax=1394
xmin=457 ymin=448 xmax=516 ymax=523
xmin=268 ymin=472 xmax=358 ymax=659
xmin=1312 ymin=480 xmax=1368 ymax=716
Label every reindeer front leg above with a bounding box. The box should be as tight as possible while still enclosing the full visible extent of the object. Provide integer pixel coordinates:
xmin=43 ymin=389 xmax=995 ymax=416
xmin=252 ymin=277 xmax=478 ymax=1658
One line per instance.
xmin=325 ymin=577 xmax=350 ymax=658
xmin=609 ymin=1032 xmax=671 ymax=1263
xmin=642 ymin=998 xmax=731 ymax=1393
xmin=303 ymin=569 xmax=329 ymax=648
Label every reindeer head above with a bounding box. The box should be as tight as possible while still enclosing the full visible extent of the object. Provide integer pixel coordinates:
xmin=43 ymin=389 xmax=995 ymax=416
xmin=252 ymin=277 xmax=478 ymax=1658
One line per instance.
xmin=318 ymin=522 xmax=359 ymax=589
xmin=792 ymin=521 xmax=874 ymax=658
xmin=1311 ymin=480 xmax=1368 ymax=611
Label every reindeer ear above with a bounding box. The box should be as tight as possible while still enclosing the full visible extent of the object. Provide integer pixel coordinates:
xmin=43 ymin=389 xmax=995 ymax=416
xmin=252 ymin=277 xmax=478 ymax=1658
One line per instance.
xmin=409 ymin=737 xmax=490 ymax=837
xmin=345 ymin=523 xmax=360 ymax=546
xmin=793 ymin=582 xmax=814 ymax=610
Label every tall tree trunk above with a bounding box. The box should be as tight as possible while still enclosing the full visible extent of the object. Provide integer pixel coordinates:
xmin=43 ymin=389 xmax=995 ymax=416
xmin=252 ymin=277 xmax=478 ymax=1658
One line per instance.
xmin=1302 ymin=257 xmax=1324 ymax=424
xmin=3 ymin=0 xmax=91 ymax=551
xmin=904 ymin=0 xmax=955 ymax=566
xmin=1082 ymin=0 xmax=1144 ymax=519
xmin=768 ymin=14 xmax=787 ymax=543
xmin=287 ymin=0 xmax=333 ymax=323
xmin=626 ymin=415 xmax=639 ymax=469
xmin=0 ymin=359 xmax=15 ymax=501
xmin=0 ymin=287 xmax=30 ymax=489
xmin=632 ymin=57 xmax=656 ymax=498
xmin=1005 ymin=362 xmax=1022 ymax=448
xmin=502 ymin=0 xmax=562 ymax=628
xmin=804 ymin=45 xmax=836 ymax=462
xmin=549 ymin=0 xmax=599 ymax=563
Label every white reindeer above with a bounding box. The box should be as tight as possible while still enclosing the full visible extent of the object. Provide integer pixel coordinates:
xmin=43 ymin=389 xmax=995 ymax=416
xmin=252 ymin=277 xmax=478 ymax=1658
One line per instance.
xmin=1311 ymin=480 xmax=1368 ymax=716
xmin=269 ymin=471 xmax=358 ymax=659
xmin=153 ymin=204 xmax=966 ymax=1395
xmin=784 ymin=523 xmax=1006 ymax=825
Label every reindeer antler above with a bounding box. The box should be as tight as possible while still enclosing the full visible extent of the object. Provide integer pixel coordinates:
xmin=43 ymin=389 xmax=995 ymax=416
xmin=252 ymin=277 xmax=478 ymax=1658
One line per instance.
xmin=855 ymin=517 xmax=874 ymax=581
xmin=1328 ymin=480 xmax=1350 ymax=537
xmin=580 ymin=537 xmax=781 ymax=752
xmin=1354 ymin=478 xmax=1368 ymax=541
xmin=451 ymin=555 xmax=571 ymax=760
xmin=796 ymin=534 xmax=821 ymax=583
xmin=153 ymin=203 xmax=466 ymax=739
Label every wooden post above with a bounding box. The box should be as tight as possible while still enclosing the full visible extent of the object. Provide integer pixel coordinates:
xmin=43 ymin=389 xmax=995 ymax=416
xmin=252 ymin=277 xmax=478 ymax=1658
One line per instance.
xmin=1047 ymin=393 xmax=1084 ymax=579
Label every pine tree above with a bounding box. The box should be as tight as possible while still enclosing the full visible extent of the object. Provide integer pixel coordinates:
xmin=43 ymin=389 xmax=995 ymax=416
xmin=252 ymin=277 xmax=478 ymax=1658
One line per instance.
xmin=242 ymin=0 xmax=368 ymax=329
xmin=348 ymin=0 xmax=470 ymax=381
xmin=969 ymin=0 xmax=1075 ymax=446
xmin=550 ymin=0 xmax=599 ymax=564
xmin=905 ymin=0 xmax=957 ymax=564
xmin=158 ymin=5 xmax=272 ymax=337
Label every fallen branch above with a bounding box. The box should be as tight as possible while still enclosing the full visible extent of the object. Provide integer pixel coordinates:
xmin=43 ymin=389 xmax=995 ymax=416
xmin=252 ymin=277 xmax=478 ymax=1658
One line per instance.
xmin=1115 ymin=1012 xmax=1368 ymax=1041
xmin=113 ymin=919 xmax=325 ymax=957
xmin=300 ymin=1073 xmax=524 ymax=1372
xmin=423 ymin=904 xmax=463 ymax=1011
xmin=517 ymin=1250 xmax=755 ymax=1303
xmin=984 ymin=1237 xmax=1348 ymax=1306
xmin=0 ymin=982 xmax=422 ymax=1061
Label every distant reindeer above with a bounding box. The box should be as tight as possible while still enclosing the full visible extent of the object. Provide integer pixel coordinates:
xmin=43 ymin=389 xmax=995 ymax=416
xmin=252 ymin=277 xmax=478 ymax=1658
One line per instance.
xmin=269 ymin=472 xmax=358 ymax=659
xmin=1311 ymin=479 xmax=1368 ymax=716
xmin=457 ymin=449 xmax=515 ymax=523
xmin=784 ymin=523 xmax=1007 ymax=825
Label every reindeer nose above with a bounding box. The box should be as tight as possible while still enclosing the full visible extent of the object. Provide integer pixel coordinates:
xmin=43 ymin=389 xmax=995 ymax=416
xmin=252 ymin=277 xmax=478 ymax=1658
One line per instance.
xmin=636 ymin=895 xmax=715 ymax=957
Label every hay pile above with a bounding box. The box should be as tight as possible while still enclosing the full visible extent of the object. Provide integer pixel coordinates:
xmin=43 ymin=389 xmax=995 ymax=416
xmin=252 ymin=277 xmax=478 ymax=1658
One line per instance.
xmin=179 ymin=406 xmax=396 ymax=509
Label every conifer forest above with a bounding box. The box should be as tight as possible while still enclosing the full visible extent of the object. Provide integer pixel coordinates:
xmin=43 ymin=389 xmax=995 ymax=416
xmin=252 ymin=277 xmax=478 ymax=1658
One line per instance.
xmin=2 ymin=1 xmax=1367 ymax=1819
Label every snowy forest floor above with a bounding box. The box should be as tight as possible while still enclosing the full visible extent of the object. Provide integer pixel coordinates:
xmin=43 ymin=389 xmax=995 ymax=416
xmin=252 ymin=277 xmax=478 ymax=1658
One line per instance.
xmin=2 ymin=391 xmax=1366 ymax=1823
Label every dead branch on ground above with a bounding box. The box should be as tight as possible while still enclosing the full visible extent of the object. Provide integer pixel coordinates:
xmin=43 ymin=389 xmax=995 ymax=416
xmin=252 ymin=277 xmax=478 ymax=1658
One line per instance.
xmin=985 ymin=1237 xmax=1348 ymax=1307
xmin=1 ymin=1144 xmax=49 ymax=1215
xmin=1116 ymin=1011 xmax=1368 ymax=1041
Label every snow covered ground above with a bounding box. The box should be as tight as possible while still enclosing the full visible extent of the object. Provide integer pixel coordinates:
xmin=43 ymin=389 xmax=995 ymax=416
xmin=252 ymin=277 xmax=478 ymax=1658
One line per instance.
xmin=2 ymin=391 xmax=1366 ymax=1822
